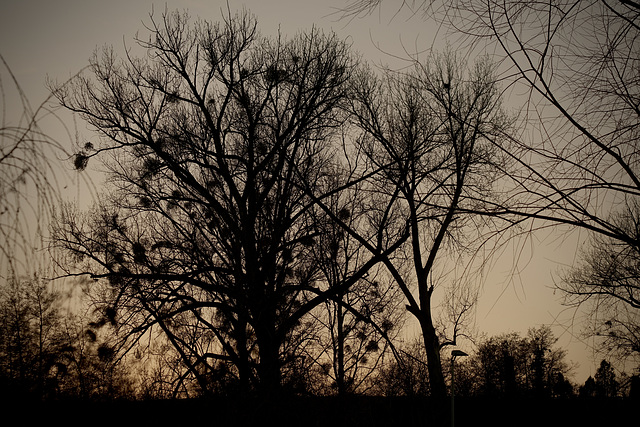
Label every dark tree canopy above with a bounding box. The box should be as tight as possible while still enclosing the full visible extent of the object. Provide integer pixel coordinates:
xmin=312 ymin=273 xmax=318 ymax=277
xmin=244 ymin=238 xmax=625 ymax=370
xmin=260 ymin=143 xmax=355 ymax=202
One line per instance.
xmin=594 ymin=359 xmax=619 ymax=398
xmin=0 ymin=277 xmax=130 ymax=400
xmin=454 ymin=326 xmax=574 ymax=398
xmin=50 ymin=10 xmax=406 ymax=396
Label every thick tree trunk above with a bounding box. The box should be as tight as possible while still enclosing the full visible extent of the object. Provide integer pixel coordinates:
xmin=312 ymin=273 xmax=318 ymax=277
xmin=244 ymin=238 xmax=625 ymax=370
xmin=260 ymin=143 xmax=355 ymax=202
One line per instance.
xmin=417 ymin=304 xmax=448 ymax=427
xmin=257 ymin=338 xmax=281 ymax=396
xmin=414 ymin=276 xmax=447 ymax=399
xmin=254 ymin=307 xmax=282 ymax=396
xmin=419 ymin=316 xmax=446 ymax=398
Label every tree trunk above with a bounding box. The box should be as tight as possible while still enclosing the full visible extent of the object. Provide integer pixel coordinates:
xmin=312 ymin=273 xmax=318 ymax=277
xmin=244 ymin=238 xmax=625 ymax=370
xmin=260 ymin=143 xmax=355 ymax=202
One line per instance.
xmin=235 ymin=314 xmax=252 ymax=394
xmin=254 ymin=312 xmax=282 ymax=396
xmin=257 ymin=341 xmax=281 ymax=395
xmin=419 ymin=312 xmax=447 ymax=399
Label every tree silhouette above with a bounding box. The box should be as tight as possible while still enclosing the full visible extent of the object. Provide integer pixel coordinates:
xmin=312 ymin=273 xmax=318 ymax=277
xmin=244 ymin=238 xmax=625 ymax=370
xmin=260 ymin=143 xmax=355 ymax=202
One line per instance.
xmin=340 ymin=0 xmax=640 ymax=375
xmin=372 ymin=339 xmax=431 ymax=397
xmin=456 ymin=326 xmax=573 ymax=398
xmin=348 ymin=50 xmax=509 ymax=398
xmin=0 ymin=277 xmax=62 ymax=399
xmin=561 ymin=211 xmax=640 ymax=362
xmin=594 ymin=359 xmax=619 ymax=398
xmin=0 ymin=276 xmax=130 ymax=400
xmin=50 ymin=9 xmax=405 ymax=396
xmin=579 ymin=375 xmax=597 ymax=398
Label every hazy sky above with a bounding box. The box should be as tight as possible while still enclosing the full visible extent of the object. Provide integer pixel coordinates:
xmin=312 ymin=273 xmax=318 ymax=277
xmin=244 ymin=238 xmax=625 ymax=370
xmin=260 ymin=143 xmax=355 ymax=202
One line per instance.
xmin=0 ymin=0 xmax=599 ymax=381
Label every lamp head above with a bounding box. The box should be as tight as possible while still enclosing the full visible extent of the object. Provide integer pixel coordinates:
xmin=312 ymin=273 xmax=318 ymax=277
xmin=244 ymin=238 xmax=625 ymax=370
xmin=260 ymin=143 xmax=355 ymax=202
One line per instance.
xmin=451 ymin=349 xmax=468 ymax=358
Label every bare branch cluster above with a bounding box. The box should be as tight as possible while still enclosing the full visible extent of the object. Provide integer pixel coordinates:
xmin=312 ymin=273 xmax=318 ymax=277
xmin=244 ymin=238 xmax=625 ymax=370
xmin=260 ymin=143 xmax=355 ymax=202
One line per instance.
xmin=49 ymin=9 xmax=409 ymax=396
xmin=0 ymin=55 xmax=74 ymax=278
xmin=341 ymin=0 xmax=640 ymax=367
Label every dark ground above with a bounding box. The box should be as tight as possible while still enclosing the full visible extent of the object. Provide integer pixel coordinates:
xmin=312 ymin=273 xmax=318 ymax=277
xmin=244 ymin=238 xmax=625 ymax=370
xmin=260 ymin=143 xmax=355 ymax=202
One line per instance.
xmin=9 ymin=395 xmax=638 ymax=427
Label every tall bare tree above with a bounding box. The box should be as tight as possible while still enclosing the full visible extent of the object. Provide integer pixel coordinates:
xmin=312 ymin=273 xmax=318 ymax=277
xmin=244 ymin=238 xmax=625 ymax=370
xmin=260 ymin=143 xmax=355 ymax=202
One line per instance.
xmin=50 ymin=9 xmax=405 ymax=396
xmin=0 ymin=277 xmax=62 ymax=398
xmin=348 ymin=52 xmax=508 ymax=398
xmin=342 ymin=0 xmax=640 ymax=368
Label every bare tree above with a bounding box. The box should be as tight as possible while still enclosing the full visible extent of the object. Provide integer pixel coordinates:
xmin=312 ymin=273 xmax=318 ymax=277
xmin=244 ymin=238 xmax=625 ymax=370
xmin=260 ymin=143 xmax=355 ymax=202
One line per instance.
xmin=50 ymin=9 xmax=405 ymax=396
xmin=0 ymin=276 xmax=131 ymax=400
xmin=348 ymin=51 xmax=508 ymax=398
xmin=341 ymin=0 xmax=640 ymax=369
xmin=561 ymin=206 xmax=640 ymax=362
xmin=452 ymin=0 xmax=640 ymax=374
xmin=372 ymin=338 xmax=431 ymax=397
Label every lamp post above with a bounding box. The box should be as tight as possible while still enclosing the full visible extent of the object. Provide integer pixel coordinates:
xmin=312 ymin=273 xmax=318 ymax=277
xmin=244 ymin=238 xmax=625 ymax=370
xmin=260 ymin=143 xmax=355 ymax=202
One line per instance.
xmin=450 ymin=349 xmax=468 ymax=427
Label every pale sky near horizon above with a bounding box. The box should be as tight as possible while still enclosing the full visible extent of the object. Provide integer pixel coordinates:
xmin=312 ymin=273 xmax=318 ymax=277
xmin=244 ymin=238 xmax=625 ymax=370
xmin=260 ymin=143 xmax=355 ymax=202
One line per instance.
xmin=0 ymin=0 xmax=604 ymax=382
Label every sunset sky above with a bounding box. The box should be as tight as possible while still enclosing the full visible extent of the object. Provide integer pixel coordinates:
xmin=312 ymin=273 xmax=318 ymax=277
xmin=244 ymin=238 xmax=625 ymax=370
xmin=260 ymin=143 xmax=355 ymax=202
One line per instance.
xmin=0 ymin=0 xmax=600 ymax=382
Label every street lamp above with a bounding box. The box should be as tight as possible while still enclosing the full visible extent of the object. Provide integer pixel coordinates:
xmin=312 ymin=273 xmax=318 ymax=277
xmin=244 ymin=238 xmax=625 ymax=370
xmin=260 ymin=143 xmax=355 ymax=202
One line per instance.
xmin=450 ymin=349 xmax=468 ymax=427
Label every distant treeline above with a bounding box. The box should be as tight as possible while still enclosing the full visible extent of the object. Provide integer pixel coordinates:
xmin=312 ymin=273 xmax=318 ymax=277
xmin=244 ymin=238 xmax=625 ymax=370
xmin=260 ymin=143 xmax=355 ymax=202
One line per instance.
xmin=2 ymin=277 xmax=639 ymax=402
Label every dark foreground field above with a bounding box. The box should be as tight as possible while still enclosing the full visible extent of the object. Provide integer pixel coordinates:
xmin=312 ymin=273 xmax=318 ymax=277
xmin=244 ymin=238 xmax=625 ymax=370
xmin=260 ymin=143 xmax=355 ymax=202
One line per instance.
xmin=14 ymin=396 xmax=638 ymax=427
